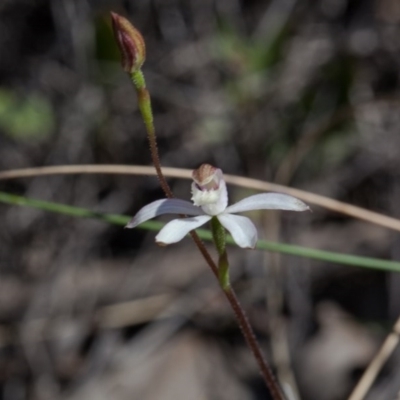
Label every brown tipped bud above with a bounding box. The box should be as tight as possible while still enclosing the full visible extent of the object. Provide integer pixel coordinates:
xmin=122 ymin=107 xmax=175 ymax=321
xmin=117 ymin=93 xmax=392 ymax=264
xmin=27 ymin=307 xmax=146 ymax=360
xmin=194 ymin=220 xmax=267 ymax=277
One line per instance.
xmin=111 ymin=12 xmax=146 ymax=73
xmin=192 ymin=164 xmax=222 ymax=190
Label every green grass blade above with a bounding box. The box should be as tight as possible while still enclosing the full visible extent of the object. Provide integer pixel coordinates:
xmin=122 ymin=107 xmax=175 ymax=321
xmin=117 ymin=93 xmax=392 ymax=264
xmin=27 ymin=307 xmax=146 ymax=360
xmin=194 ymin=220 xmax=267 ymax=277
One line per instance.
xmin=0 ymin=191 xmax=398 ymax=272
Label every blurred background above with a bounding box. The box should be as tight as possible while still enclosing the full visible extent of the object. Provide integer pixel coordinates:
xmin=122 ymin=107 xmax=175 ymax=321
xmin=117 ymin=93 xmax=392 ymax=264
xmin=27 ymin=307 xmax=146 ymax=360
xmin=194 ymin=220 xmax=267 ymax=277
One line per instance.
xmin=0 ymin=0 xmax=400 ymax=399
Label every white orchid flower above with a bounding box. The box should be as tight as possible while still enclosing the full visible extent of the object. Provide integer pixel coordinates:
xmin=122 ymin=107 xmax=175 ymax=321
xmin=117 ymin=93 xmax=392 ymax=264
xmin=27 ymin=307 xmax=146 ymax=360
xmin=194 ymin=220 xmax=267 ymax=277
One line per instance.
xmin=126 ymin=164 xmax=309 ymax=249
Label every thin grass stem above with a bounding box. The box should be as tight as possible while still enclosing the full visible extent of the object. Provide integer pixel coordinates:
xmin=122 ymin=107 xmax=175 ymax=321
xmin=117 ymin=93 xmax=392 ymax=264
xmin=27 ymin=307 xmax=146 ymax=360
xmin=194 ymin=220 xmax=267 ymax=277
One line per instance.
xmin=0 ymin=191 xmax=399 ymax=272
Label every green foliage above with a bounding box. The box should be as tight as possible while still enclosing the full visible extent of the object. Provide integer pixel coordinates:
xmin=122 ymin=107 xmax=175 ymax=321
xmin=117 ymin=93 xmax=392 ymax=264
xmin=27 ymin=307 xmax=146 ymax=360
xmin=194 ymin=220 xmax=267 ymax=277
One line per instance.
xmin=211 ymin=23 xmax=288 ymax=107
xmin=213 ymin=23 xmax=287 ymax=75
xmin=0 ymin=89 xmax=54 ymax=142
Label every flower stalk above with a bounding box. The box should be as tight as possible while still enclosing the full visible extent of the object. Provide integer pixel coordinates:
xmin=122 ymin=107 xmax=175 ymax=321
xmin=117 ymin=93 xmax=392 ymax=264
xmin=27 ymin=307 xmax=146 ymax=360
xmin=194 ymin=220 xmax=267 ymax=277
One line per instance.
xmin=111 ymin=12 xmax=172 ymax=199
xmin=111 ymin=12 xmax=288 ymax=400
xmin=129 ymin=69 xmax=173 ymax=198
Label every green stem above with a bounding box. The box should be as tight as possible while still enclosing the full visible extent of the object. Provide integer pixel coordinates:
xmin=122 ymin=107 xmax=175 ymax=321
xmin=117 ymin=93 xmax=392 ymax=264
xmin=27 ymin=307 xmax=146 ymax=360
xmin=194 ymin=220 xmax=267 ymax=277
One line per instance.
xmin=1 ymin=191 xmax=399 ymax=272
xmin=210 ymin=216 xmax=226 ymax=254
xmin=211 ymin=217 xmax=230 ymax=289
xmin=218 ymin=251 xmax=230 ymax=290
xmin=130 ymin=69 xmax=173 ymax=198
xmin=131 ymin=70 xmax=154 ymax=136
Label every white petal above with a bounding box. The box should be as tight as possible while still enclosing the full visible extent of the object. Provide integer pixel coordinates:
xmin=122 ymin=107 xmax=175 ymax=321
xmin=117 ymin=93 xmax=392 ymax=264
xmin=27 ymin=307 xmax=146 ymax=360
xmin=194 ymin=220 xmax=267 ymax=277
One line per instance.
xmin=217 ymin=214 xmax=258 ymax=249
xmin=156 ymin=215 xmax=211 ymax=245
xmin=225 ymin=193 xmax=309 ymax=214
xmin=126 ymin=199 xmax=203 ymax=228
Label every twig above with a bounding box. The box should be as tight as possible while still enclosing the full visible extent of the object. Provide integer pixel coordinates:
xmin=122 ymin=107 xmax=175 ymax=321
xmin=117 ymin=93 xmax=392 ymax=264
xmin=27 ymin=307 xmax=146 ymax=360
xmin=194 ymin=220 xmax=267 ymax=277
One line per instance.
xmin=348 ymin=317 xmax=400 ymax=400
xmin=1 ymin=164 xmax=400 ymax=233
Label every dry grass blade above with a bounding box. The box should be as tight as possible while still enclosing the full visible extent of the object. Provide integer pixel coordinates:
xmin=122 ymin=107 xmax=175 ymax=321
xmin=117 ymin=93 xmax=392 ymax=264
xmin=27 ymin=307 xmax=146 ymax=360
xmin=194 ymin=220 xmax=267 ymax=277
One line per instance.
xmin=1 ymin=164 xmax=400 ymax=232
xmin=348 ymin=317 xmax=400 ymax=400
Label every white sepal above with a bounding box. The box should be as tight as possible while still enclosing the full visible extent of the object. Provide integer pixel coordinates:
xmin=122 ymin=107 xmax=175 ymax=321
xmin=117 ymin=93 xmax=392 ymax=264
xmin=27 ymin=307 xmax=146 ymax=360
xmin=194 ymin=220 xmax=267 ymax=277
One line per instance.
xmin=126 ymin=199 xmax=203 ymax=229
xmin=155 ymin=215 xmax=211 ymax=245
xmin=217 ymin=214 xmax=258 ymax=249
xmin=225 ymin=193 xmax=309 ymax=214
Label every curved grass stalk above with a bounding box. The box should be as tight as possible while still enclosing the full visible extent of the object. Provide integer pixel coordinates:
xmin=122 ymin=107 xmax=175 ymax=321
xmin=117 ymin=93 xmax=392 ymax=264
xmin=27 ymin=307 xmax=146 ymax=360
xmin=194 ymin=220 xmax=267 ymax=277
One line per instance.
xmin=1 ymin=164 xmax=400 ymax=233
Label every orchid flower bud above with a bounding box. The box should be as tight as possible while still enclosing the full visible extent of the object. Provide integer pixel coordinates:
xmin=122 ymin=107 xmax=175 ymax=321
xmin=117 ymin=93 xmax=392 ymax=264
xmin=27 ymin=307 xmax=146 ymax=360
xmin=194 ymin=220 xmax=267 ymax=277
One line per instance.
xmin=111 ymin=12 xmax=146 ymax=73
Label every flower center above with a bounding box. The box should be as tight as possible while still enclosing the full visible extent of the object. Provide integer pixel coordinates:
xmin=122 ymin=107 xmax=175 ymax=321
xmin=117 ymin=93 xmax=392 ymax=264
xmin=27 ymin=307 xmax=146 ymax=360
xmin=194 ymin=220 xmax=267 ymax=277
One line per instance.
xmin=190 ymin=164 xmax=228 ymax=215
xmin=191 ymin=186 xmax=219 ymax=206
